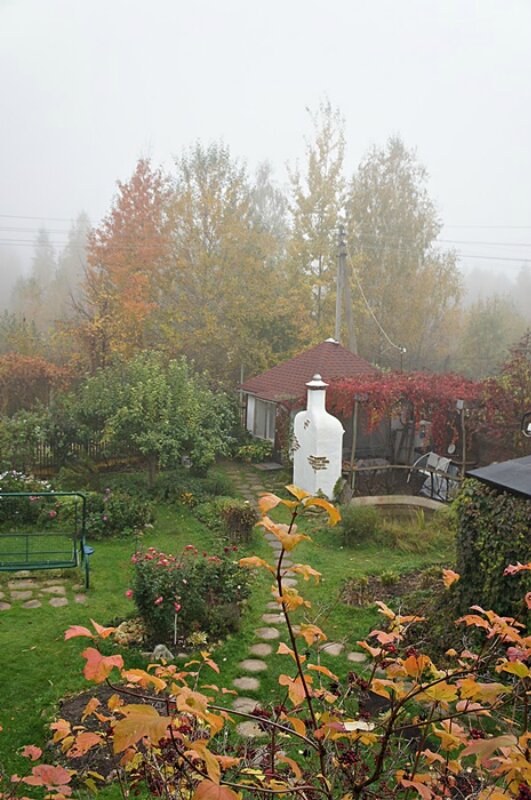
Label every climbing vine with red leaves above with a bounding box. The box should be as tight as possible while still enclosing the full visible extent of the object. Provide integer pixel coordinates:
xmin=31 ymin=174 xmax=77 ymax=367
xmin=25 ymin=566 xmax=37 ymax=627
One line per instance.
xmin=327 ymin=371 xmax=485 ymax=452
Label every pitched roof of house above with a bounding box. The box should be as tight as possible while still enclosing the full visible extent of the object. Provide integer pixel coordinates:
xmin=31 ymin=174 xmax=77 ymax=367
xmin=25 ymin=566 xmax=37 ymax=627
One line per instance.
xmin=240 ymin=339 xmax=379 ymax=403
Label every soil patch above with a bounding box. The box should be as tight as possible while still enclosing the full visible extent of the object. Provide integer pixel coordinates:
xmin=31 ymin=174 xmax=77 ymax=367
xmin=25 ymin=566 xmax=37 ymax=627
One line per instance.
xmin=342 ymin=567 xmax=442 ymax=607
xmin=55 ymin=683 xmax=169 ymax=779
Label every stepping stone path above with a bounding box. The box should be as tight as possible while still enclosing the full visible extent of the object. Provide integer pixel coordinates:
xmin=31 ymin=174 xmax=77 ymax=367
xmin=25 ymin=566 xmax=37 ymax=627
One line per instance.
xmin=222 ymin=461 xmax=362 ymax=740
xmin=0 ymin=573 xmax=83 ymax=611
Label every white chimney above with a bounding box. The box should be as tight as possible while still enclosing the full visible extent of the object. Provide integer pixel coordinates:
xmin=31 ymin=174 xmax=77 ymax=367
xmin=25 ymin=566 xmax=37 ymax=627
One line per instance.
xmin=292 ymin=374 xmax=344 ymax=499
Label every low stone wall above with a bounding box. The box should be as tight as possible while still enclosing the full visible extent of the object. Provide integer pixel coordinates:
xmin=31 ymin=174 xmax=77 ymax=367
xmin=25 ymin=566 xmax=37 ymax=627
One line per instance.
xmin=351 ymin=494 xmax=448 ymax=513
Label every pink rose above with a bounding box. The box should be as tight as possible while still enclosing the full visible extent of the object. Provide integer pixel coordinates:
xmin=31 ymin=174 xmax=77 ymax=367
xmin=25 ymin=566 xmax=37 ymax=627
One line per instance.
xmin=154 ymin=596 xmax=164 ymax=606
xmin=125 ymin=589 xmax=133 ymax=599
xmin=49 ymin=510 xmax=57 ymax=519
xmin=174 ymin=602 xmax=182 ymax=613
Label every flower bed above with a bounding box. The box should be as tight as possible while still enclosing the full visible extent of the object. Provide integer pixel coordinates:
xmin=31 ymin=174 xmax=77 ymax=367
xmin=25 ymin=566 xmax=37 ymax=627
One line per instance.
xmin=128 ymin=545 xmax=251 ymax=646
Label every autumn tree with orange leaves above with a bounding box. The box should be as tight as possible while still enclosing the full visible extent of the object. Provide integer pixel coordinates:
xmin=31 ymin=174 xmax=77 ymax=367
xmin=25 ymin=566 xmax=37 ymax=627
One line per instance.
xmin=75 ymin=159 xmax=172 ymax=371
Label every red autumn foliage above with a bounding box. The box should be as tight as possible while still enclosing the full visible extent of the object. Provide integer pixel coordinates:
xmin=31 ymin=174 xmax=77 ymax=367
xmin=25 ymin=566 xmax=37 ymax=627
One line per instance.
xmin=328 ymin=370 xmax=484 ymax=451
xmin=0 ymin=353 xmax=71 ymax=414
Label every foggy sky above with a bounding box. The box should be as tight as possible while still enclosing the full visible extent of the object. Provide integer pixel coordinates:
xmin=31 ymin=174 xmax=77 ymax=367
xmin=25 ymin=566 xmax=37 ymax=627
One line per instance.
xmin=1 ymin=0 xmax=530 ymax=277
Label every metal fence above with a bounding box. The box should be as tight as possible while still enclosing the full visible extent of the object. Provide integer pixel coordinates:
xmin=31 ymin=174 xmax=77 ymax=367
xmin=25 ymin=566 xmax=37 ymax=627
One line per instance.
xmin=7 ymin=440 xmax=139 ymax=476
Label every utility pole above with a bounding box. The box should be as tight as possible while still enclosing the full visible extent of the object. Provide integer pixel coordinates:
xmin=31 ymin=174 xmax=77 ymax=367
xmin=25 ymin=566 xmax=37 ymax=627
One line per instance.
xmin=335 ymin=225 xmax=358 ymax=354
xmin=335 ymin=226 xmax=345 ymax=343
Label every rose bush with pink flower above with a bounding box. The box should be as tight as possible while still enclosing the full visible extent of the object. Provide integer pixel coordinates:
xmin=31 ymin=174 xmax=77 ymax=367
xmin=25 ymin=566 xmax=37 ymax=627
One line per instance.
xmin=129 ymin=545 xmax=251 ymax=645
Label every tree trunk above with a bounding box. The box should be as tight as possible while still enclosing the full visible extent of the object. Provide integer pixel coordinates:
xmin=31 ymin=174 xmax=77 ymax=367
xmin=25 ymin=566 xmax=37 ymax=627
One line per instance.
xmin=147 ymin=456 xmax=158 ymax=489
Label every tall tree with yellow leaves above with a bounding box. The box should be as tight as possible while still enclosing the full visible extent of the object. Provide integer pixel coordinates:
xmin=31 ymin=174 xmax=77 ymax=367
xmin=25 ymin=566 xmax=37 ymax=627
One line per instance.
xmin=287 ymin=100 xmax=346 ymax=341
xmin=167 ymin=143 xmax=304 ymax=383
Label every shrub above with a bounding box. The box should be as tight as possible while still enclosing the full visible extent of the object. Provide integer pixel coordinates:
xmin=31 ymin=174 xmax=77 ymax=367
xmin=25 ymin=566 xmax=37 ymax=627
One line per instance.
xmin=0 ymin=471 xmax=54 ymax=525
xmin=199 ymin=469 xmax=235 ymax=498
xmin=130 ymin=545 xmax=251 ymax=645
xmin=235 ymin=438 xmax=273 ymax=463
xmin=153 ymin=467 xmax=235 ymax=505
xmin=339 ymin=503 xmax=381 ymax=545
xmin=56 ymin=458 xmax=101 ymax=491
xmin=454 ymin=478 xmax=531 ymax=614
xmin=62 ymin=489 xmax=154 ymax=540
xmin=218 ymin=498 xmax=258 ymax=543
xmin=193 ymin=497 xmax=229 ymax=532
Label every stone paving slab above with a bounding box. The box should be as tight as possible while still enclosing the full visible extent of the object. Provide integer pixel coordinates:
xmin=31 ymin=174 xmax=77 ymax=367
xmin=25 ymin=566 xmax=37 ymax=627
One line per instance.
xmin=255 ymin=626 xmax=280 ymax=640
xmin=11 ymin=590 xmax=33 ymax=601
xmin=232 ymin=697 xmax=260 ymax=713
xmin=239 ymin=659 xmax=268 ymax=673
xmin=22 ymin=599 xmax=42 ymax=609
xmin=347 ymin=652 xmax=367 ymax=663
xmin=236 ymin=721 xmax=265 ymax=738
xmin=281 ymin=577 xmax=297 ymax=587
xmin=233 ymin=676 xmax=260 ymax=691
xmin=74 ymin=594 xmax=88 ymax=604
xmin=266 ymin=601 xmax=281 ymax=610
xmin=0 ymin=602 xmax=12 ymax=611
xmin=261 ymin=613 xmax=285 ymax=624
xmin=249 ymin=643 xmax=272 ymax=657
xmin=40 ymin=586 xmax=67 ymax=595
xmin=8 ymin=580 xmax=36 ymax=589
xmin=49 ymin=597 xmax=68 ymax=607
xmin=319 ymin=642 xmax=345 ymax=656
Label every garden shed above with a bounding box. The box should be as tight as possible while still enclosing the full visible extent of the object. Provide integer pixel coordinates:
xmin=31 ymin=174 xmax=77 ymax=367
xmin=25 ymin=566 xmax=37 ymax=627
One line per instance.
xmin=240 ymin=338 xmax=381 ymax=459
xmin=467 ymin=454 xmax=531 ymax=499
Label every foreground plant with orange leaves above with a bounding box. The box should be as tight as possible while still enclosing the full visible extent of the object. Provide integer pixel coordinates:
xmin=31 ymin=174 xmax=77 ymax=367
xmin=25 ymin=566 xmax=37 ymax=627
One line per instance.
xmin=1 ymin=487 xmax=529 ymax=800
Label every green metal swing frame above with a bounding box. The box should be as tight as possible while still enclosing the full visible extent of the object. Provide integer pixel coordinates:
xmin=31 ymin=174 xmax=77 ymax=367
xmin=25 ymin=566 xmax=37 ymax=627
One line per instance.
xmin=0 ymin=492 xmax=93 ymax=589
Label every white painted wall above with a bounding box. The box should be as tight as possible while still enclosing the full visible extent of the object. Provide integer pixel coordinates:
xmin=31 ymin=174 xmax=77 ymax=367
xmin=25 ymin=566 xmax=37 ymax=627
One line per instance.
xmin=292 ymin=375 xmax=344 ymax=499
xmin=246 ymin=395 xmax=255 ymax=434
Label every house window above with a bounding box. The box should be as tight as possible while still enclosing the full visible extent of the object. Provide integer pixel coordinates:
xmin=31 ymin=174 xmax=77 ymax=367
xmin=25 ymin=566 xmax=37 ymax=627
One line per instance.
xmin=253 ymin=399 xmax=276 ymax=441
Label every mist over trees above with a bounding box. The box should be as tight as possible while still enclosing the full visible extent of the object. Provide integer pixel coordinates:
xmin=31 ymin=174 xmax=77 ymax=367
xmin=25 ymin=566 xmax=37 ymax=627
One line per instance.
xmin=2 ymin=103 xmax=529 ymax=384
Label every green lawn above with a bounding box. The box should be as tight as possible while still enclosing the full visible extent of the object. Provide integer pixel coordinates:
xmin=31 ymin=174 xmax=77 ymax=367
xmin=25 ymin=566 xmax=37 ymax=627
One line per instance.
xmin=0 ymin=464 xmax=455 ymax=778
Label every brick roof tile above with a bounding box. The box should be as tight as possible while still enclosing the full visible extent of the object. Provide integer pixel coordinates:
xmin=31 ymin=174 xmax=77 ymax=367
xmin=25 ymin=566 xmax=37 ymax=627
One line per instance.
xmin=240 ymin=340 xmax=379 ymax=402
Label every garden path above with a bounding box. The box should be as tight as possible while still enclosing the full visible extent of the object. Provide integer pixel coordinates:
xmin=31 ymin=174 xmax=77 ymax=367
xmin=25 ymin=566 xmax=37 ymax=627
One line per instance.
xmin=222 ymin=461 xmax=367 ymax=738
xmin=0 ymin=572 xmax=87 ymax=610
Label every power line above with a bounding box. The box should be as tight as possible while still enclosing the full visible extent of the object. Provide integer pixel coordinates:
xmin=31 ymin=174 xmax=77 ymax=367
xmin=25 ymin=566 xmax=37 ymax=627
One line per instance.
xmin=0 ymin=213 xmax=78 ymax=222
xmin=345 ymin=242 xmax=405 ymax=354
xmin=1 ymin=212 xmax=531 ymax=229
xmin=1 ymin=237 xmax=530 ymax=266
xmin=444 ymin=224 xmax=531 ymax=230
xmin=3 ymin=223 xmax=531 ymax=249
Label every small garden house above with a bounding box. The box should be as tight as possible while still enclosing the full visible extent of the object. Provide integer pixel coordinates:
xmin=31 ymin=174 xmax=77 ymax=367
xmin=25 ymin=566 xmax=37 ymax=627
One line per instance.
xmin=240 ymin=338 xmax=380 ymax=458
